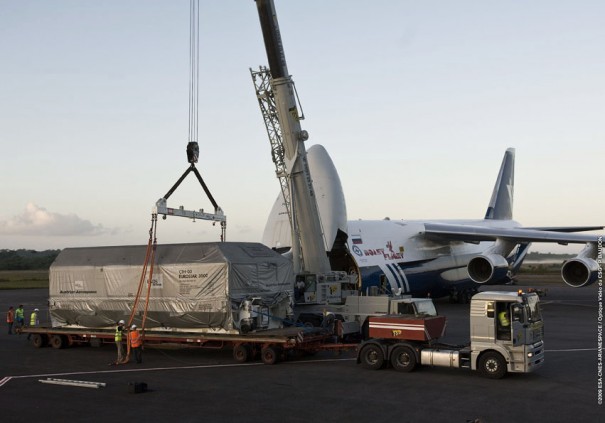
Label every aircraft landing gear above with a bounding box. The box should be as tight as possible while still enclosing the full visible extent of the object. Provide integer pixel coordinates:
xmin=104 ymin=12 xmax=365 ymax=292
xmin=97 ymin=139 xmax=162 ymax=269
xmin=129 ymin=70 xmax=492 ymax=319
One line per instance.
xmin=449 ymin=287 xmax=478 ymax=304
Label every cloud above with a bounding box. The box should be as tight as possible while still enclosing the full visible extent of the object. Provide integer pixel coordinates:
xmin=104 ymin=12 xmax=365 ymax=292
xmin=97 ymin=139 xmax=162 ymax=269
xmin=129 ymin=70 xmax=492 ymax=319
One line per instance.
xmin=0 ymin=203 xmax=115 ymax=237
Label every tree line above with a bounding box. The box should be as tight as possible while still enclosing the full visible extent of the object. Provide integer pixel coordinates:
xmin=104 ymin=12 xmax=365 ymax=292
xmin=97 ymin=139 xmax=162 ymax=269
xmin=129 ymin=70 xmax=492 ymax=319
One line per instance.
xmin=0 ymin=248 xmax=573 ymax=271
xmin=0 ymin=249 xmax=61 ymax=270
xmin=525 ymin=252 xmax=574 ymax=260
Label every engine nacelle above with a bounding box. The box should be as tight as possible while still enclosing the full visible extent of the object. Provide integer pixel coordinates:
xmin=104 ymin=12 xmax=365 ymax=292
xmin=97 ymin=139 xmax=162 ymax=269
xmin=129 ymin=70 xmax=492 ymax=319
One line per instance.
xmin=561 ymin=257 xmax=599 ymax=288
xmin=468 ymin=254 xmax=509 ymax=284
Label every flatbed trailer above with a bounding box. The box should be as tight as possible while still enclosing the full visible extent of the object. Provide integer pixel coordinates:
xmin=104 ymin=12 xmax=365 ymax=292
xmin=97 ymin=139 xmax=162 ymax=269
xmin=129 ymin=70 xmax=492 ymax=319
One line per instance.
xmin=18 ymin=326 xmax=358 ymax=365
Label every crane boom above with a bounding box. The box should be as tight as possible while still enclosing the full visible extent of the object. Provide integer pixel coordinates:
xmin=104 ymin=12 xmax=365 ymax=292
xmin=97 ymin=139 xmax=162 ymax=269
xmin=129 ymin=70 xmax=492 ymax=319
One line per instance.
xmin=253 ymin=0 xmax=358 ymax=304
xmin=254 ymin=0 xmax=330 ymax=275
xmin=250 ymin=67 xmax=296 ymax=251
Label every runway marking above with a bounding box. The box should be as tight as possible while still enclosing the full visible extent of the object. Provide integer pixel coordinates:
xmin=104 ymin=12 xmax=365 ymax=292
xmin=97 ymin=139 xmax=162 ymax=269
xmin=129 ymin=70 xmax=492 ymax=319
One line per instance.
xmin=0 ymin=357 xmax=355 ymax=388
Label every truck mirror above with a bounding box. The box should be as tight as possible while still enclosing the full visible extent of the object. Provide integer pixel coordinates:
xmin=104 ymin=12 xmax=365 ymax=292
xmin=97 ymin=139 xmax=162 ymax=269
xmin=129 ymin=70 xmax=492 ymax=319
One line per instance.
xmin=512 ymin=305 xmax=524 ymax=323
xmin=486 ymin=301 xmax=495 ymax=318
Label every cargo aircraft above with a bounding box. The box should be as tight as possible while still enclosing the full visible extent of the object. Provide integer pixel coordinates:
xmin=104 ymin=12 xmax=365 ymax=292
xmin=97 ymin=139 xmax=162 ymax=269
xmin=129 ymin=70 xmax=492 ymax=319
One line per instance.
xmin=262 ymin=146 xmax=603 ymax=301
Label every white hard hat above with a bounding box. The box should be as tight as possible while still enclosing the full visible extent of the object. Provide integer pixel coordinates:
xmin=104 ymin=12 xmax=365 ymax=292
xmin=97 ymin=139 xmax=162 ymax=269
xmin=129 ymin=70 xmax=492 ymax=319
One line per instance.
xmin=34 ymin=308 xmax=39 ymax=312
xmin=118 ymin=320 xmax=125 ymax=324
xmin=131 ymin=325 xmax=137 ymax=330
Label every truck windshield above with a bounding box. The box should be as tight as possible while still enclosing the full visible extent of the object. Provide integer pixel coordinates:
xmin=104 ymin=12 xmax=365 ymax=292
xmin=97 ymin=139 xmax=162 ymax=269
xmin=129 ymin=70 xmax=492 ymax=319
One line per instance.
xmin=525 ymin=295 xmax=542 ymax=322
xmin=414 ymin=300 xmax=437 ymax=317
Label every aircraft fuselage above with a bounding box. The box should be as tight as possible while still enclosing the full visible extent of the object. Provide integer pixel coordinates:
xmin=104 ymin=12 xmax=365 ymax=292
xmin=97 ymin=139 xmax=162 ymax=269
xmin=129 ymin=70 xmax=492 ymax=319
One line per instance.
xmin=346 ymin=219 xmax=520 ymax=298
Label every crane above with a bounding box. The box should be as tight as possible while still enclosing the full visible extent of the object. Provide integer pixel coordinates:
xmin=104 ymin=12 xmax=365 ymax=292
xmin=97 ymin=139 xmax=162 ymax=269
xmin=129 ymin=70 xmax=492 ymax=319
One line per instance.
xmin=252 ymin=0 xmax=354 ymax=303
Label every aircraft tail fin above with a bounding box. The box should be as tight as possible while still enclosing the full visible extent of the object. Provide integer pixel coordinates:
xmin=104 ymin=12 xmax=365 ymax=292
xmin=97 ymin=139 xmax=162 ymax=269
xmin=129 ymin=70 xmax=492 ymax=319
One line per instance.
xmin=484 ymin=148 xmax=515 ymax=220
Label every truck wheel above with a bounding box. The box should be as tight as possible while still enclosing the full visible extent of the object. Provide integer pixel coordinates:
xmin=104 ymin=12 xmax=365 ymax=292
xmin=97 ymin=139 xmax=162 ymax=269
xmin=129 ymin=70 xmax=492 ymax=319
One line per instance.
xmin=479 ymin=352 xmax=507 ymax=379
xmin=30 ymin=334 xmax=47 ymax=348
xmin=50 ymin=334 xmax=66 ymax=349
xmin=391 ymin=346 xmax=417 ymax=372
xmin=360 ymin=344 xmax=384 ymax=370
xmin=233 ymin=344 xmax=251 ymax=363
xmin=261 ymin=346 xmax=279 ymax=365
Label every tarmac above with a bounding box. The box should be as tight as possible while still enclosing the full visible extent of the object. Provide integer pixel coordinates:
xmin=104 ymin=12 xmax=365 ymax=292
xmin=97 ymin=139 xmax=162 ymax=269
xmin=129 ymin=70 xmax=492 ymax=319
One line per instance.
xmin=0 ymin=282 xmax=601 ymax=423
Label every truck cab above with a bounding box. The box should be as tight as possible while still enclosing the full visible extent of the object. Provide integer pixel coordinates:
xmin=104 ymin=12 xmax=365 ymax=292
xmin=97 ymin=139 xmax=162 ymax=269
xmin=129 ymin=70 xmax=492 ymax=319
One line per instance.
xmin=357 ymin=290 xmax=544 ymax=379
xmin=469 ymin=291 xmax=544 ymax=377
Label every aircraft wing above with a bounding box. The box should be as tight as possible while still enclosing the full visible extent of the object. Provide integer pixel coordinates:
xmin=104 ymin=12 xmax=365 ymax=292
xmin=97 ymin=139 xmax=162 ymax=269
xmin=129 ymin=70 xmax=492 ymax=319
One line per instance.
xmin=523 ymin=226 xmax=604 ymax=233
xmin=423 ymin=222 xmax=603 ymax=244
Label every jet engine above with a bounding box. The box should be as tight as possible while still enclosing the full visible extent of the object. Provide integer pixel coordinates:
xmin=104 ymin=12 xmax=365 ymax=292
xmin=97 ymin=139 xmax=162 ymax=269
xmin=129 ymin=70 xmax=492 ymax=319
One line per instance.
xmin=561 ymin=257 xmax=599 ymax=287
xmin=467 ymin=254 xmax=509 ymax=284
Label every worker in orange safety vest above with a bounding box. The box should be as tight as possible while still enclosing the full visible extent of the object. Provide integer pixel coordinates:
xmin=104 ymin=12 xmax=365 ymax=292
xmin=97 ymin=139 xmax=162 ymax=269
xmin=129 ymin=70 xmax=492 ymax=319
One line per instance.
xmin=6 ymin=306 xmax=15 ymax=335
xmin=130 ymin=325 xmax=143 ymax=364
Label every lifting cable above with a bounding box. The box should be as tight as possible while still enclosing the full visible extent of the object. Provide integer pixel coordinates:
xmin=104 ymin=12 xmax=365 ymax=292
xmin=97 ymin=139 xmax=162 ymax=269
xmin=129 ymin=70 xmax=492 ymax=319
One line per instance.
xmin=118 ymin=214 xmax=158 ymax=364
xmin=154 ymin=0 xmax=226 ymax=240
xmin=188 ymin=0 xmax=199 ymax=145
xmin=119 ymin=1 xmax=203 ymax=364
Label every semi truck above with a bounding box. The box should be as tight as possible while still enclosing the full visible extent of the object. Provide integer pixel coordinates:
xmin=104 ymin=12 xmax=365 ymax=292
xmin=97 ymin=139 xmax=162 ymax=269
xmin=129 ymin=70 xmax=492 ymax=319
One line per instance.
xmin=21 ymin=290 xmax=544 ymax=379
xmin=357 ymin=290 xmax=544 ymax=378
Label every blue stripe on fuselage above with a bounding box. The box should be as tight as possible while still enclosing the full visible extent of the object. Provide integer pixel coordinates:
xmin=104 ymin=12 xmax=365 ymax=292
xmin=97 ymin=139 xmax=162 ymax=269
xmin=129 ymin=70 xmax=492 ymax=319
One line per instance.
xmin=384 ymin=263 xmax=411 ymax=293
xmin=359 ymin=259 xmax=477 ymax=298
xmin=384 ymin=264 xmax=402 ymax=290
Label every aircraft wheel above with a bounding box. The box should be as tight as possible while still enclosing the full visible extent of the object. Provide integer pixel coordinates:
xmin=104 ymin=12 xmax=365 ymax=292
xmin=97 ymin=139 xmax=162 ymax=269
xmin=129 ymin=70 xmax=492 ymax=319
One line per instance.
xmin=461 ymin=290 xmax=471 ymax=304
xmin=359 ymin=344 xmax=384 ymax=370
xmin=479 ymin=352 xmax=507 ymax=379
xmin=390 ymin=346 xmax=417 ymax=372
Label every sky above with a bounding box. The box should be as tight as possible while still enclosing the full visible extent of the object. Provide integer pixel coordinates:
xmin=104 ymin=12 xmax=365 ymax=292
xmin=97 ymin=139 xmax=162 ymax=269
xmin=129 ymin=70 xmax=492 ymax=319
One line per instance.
xmin=0 ymin=0 xmax=603 ymax=254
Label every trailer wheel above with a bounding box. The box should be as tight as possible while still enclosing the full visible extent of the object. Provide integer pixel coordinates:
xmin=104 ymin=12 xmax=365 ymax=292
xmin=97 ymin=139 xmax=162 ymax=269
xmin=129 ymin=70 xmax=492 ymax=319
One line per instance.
xmin=390 ymin=346 xmax=417 ymax=372
xmin=360 ymin=344 xmax=384 ymax=370
xmin=30 ymin=334 xmax=47 ymax=348
xmin=478 ymin=352 xmax=507 ymax=379
xmin=261 ymin=346 xmax=279 ymax=365
xmin=50 ymin=334 xmax=66 ymax=349
xmin=233 ymin=344 xmax=251 ymax=363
